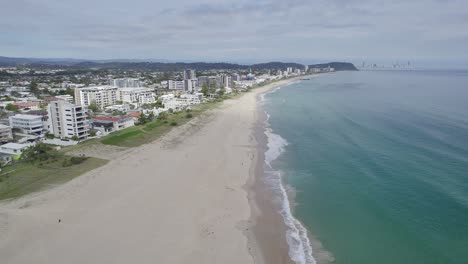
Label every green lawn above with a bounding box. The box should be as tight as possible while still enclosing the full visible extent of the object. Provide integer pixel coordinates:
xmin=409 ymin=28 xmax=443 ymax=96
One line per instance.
xmin=0 ymin=157 xmax=108 ymax=201
xmin=100 ymin=99 xmax=224 ymax=148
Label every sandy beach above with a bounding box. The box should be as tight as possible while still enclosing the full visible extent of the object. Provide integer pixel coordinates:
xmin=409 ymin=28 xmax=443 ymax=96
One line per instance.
xmin=0 ymin=77 xmax=307 ymax=264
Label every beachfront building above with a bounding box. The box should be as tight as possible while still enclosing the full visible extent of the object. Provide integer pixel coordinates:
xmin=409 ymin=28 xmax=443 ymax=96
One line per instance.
xmin=0 ymin=142 xmax=34 ymax=161
xmin=74 ymin=86 xmax=118 ymax=109
xmin=9 ymin=114 xmax=44 ymax=135
xmin=110 ymin=78 xmax=141 ymax=88
xmin=47 ymin=100 xmax=89 ymax=140
xmin=0 ymin=124 xmax=13 ymax=142
xmin=117 ymin=88 xmax=156 ymax=104
xmin=92 ymin=116 xmax=135 ymax=133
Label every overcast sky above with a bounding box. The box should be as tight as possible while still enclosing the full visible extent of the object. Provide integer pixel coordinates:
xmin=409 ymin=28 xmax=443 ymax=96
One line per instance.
xmin=1 ymin=0 xmax=468 ymax=63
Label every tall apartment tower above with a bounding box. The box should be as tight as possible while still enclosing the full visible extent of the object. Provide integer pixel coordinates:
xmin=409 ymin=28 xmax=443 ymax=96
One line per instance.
xmin=183 ymin=69 xmax=196 ymax=80
xmin=47 ymin=100 xmax=89 ymax=140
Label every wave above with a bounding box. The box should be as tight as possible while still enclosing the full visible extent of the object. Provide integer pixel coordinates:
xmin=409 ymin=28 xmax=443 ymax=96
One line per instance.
xmin=263 ymin=110 xmax=316 ymax=264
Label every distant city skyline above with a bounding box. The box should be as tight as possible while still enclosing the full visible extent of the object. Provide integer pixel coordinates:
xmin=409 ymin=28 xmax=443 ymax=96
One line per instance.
xmin=1 ymin=0 xmax=468 ymax=64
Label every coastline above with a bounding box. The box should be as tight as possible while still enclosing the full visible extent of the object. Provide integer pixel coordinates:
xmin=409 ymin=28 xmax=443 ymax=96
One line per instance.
xmin=249 ymin=74 xmax=331 ymax=264
xmin=0 ymin=75 xmax=316 ymax=264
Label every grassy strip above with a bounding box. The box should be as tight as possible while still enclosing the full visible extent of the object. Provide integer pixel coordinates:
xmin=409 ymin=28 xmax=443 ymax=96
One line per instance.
xmin=100 ymin=98 xmax=225 ymax=148
xmin=0 ymin=157 xmax=108 ymax=201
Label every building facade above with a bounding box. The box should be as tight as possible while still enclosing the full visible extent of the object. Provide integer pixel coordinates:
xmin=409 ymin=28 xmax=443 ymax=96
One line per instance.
xmin=74 ymin=86 xmax=118 ymax=109
xmin=167 ymin=80 xmax=185 ymax=90
xmin=183 ymin=70 xmax=196 ymax=80
xmin=0 ymin=124 xmax=13 ymax=142
xmin=117 ymin=88 xmax=156 ymax=104
xmin=9 ymin=114 xmax=44 ymax=135
xmin=110 ymin=78 xmax=141 ymax=88
xmin=47 ymin=100 xmax=89 ymax=140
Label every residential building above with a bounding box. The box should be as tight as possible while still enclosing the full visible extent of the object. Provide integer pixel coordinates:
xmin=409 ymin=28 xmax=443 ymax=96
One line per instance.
xmin=47 ymin=100 xmax=89 ymax=140
xmin=222 ymin=75 xmax=232 ymax=88
xmin=0 ymin=124 xmax=13 ymax=142
xmin=74 ymin=86 xmax=118 ymax=108
xmin=117 ymin=88 xmax=155 ymax=104
xmin=12 ymin=102 xmax=41 ymax=111
xmin=167 ymin=80 xmax=185 ymax=90
xmin=9 ymin=114 xmax=44 ymax=135
xmin=55 ymin=95 xmax=74 ymax=103
xmin=110 ymin=78 xmax=141 ymax=88
xmin=92 ymin=116 xmax=135 ymax=133
xmin=0 ymin=142 xmax=34 ymax=160
xmin=183 ymin=69 xmax=196 ymax=80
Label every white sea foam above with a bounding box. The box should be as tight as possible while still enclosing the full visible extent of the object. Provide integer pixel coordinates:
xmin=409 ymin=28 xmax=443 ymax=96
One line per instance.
xmin=263 ymin=106 xmax=316 ymax=264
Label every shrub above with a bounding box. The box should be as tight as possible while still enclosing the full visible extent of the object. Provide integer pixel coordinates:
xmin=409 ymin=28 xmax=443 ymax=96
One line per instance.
xmin=157 ymin=112 xmax=168 ymax=121
xmin=185 ymin=113 xmax=193 ymax=118
xmin=170 ymin=121 xmax=177 ymax=126
xmin=70 ymin=156 xmax=87 ymax=165
xmin=62 ymin=159 xmax=73 ymax=167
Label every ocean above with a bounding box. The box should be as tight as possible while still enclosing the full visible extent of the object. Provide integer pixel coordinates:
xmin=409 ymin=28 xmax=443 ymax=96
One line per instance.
xmin=261 ymin=70 xmax=468 ymax=264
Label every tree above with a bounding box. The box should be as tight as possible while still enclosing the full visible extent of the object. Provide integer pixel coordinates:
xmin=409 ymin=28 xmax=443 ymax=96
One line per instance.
xmin=201 ymin=83 xmax=209 ymax=96
xmin=71 ymin=135 xmax=79 ymax=141
xmin=147 ymin=112 xmax=155 ymax=121
xmin=209 ymin=82 xmax=217 ymax=94
xmin=21 ymin=143 xmax=61 ymax=163
xmin=89 ymin=130 xmax=97 ymax=137
xmin=217 ymin=88 xmax=225 ymax=97
xmin=138 ymin=112 xmax=147 ymax=125
xmin=5 ymin=104 xmax=19 ymax=112
xmin=29 ymin=81 xmax=40 ymax=96
xmin=157 ymin=112 xmax=168 ymax=120
xmin=88 ymin=101 xmax=100 ymax=113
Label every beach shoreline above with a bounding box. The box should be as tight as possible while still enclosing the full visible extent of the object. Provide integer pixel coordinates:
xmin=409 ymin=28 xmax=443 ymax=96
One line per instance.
xmin=0 ymin=75 xmax=315 ymax=264
xmin=248 ymin=73 xmax=332 ymax=264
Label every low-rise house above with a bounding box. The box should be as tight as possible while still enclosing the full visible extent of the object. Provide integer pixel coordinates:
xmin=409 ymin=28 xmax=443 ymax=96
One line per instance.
xmin=105 ymin=104 xmax=129 ymax=112
xmin=92 ymin=116 xmax=135 ymax=133
xmin=126 ymin=112 xmax=141 ymax=122
xmin=12 ymin=102 xmax=41 ymax=111
xmin=9 ymin=114 xmax=44 ymax=135
xmin=0 ymin=142 xmax=34 ymax=161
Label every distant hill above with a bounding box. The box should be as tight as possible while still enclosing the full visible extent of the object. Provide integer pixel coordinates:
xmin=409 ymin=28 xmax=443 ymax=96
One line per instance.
xmin=0 ymin=56 xmax=357 ymax=72
xmin=309 ymin=62 xmax=358 ymax=71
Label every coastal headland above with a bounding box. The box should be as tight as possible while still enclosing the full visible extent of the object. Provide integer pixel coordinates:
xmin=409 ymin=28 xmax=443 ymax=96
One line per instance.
xmin=0 ymin=75 xmax=319 ymax=264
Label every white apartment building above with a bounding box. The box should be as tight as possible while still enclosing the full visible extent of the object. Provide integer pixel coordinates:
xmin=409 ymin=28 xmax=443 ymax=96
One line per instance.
xmin=222 ymin=75 xmax=232 ymax=88
xmin=167 ymin=80 xmax=185 ymax=90
xmin=47 ymin=100 xmax=89 ymax=140
xmin=184 ymin=79 xmax=198 ymax=92
xmin=110 ymin=78 xmax=141 ymax=88
xmin=74 ymin=86 xmax=118 ymax=109
xmin=117 ymin=88 xmax=156 ymax=104
xmin=55 ymin=94 xmax=74 ymax=103
xmin=9 ymin=114 xmax=44 ymax=135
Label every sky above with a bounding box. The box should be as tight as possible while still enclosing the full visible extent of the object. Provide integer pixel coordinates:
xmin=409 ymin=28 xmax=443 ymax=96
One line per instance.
xmin=1 ymin=0 xmax=468 ymax=64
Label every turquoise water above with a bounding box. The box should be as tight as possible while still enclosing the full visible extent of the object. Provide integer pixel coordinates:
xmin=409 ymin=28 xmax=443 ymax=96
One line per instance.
xmin=263 ymin=70 xmax=468 ymax=264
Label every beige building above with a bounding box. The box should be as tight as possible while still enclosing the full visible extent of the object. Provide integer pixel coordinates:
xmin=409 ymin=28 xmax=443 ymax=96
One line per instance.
xmin=74 ymin=86 xmax=118 ymax=109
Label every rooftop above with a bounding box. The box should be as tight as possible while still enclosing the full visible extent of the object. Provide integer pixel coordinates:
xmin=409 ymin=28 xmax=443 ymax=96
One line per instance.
xmin=11 ymin=114 xmax=42 ymax=120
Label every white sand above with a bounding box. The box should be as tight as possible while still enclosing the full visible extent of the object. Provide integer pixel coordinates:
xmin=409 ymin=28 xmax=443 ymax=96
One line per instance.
xmin=0 ymin=77 xmax=307 ymax=264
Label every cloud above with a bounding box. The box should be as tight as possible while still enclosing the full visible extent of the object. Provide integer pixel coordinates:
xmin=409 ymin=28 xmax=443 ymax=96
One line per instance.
xmin=0 ymin=0 xmax=468 ymax=61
